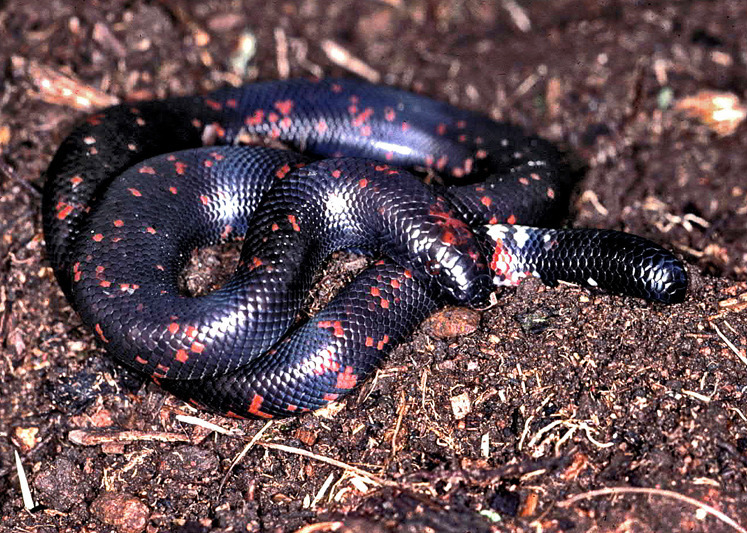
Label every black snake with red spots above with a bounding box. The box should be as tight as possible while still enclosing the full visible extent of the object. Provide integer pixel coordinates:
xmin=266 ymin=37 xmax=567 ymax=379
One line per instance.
xmin=43 ymin=78 xmax=687 ymax=418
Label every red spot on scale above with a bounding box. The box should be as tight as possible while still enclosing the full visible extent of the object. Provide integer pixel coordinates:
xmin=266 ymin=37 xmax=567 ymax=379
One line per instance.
xmin=280 ymin=116 xmax=292 ymax=129
xmin=374 ymin=164 xmax=388 ymax=171
xmin=507 ymin=214 xmax=517 ymax=224
xmin=352 ymin=107 xmax=374 ymax=127
xmin=358 ymin=178 xmax=368 ymax=188
xmin=175 ymin=349 xmax=189 ymax=363
xmin=56 ymin=203 xmax=74 ymax=220
xmin=245 ymin=109 xmax=264 ymax=126
xmin=70 ymin=175 xmax=83 ymax=187
xmin=286 ymin=404 xmax=298 ymax=412
xmin=323 ymin=393 xmax=339 ymax=402
xmin=274 ymin=99 xmax=294 ymax=115
xmin=169 ymin=186 xmax=178 ymax=194
xmin=315 ymin=119 xmax=329 ymax=134
xmin=146 ymin=227 xmax=157 ymax=234
xmin=287 ymin=214 xmax=300 ymax=232
xmin=404 ymin=269 xmax=413 ymax=278
xmin=200 ymin=195 xmax=209 ymax=205
xmin=128 ymin=188 xmax=142 ymax=197
xmin=336 ymin=366 xmax=358 ymax=389
xmin=390 ymin=278 xmax=401 ymax=289
xmin=376 ymin=335 xmax=389 ymax=350
xmin=168 ymin=322 xmax=180 ymax=334
xmin=185 ymin=326 xmax=198 ymax=339
xmin=519 ymin=177 xmax=530 ymax=186
xmin=365 ymin=336 xmax=374 ymax=347
xmin=436 ymin=123 xmax=447 ymax=135
xmin=248 ymin=394 xmax=273 ymax=419
xmin=480 ymin=196 xmax=492 ymax=207
xmin=384 ymin=107 xmax=396 ymax=121
xmin=370 ymin=286 xmax=381 ymax=297
xmin=275 ymin=164 xmax=291 ymax=179
xmin=205 ymin=99 xmax=222 ymax=111
xmin=99 ymin=280 xmax=111 ymax=288
xmin=317 ymin=320 xmax=345 ymax=337
xmin=135 ymin=355 xmax=148 ymax=365
xmin=547 ymin=187 xmax=556 ymax=199
xmin=268 ymin=111 xmax=280 ymax=123
xmin=380 ymin=298 xmax=390 ymax=309
xmin=203 ymin=159 xmax=214 ymax=168
xmin=331 ymin=169 xmax=342 ymax=178
xmin=95 ymin=323 xmax=108 ymax=343
xmin=331 ymin=83 xmax=343 ymax=93
xmin=92 ymin=233 xmax=104 ymax=242
xmin=113 ymin=219 xmax=124 ymax=227
xmin=174 ymin=161 xmax=187 ymax=175
xmin=191 ymin=341 xmax=205 ymax=353
xmin=139 ymin=166 xmax=156 ymax=174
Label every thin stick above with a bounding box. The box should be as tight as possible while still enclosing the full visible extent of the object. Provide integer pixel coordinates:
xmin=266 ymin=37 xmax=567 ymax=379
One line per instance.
xmin=559 ymin=487 xmax=746 ymax=533
xmin=257 ymin=441 xmax=398 ymax=488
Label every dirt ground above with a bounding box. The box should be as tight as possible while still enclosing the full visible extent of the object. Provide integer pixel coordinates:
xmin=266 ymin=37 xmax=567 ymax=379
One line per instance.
xmin=1 ymin=0 xmax=746 ymax=531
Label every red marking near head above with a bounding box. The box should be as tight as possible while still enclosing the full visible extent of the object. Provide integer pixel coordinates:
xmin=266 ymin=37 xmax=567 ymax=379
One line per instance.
xmin=251 ymin=256 xmax=263 ymax=269
xmin=245 ymin=109 xmax=264 ymax=126
xmin=128 ymin=188 xmax=142 ymax=197
xmin=248 ymin=394 xmax=273 ymax=418
xmin=275 ymin=164 xmax=291 ymax=179
xmin=404 ymin=269 xmax=413 ymax=278
xmin=95 ymin=323 xmax=108 ymax=343
xmin=92 ymin=233 xmax=104 ymax=242
xmin=287 ymin=214 xmax=300 ymax=232
xmin=175 ymin=349 xmax=189 ymax=363
xmin=490 ymin=242 xmax=513 ymax=277
xmin=336 ymin=366 xmax=358 ymax=389
xmin=274 ymin=99 xmax=293 ymax=115
xmin=70 ymin=175 xmax=83 ymax=186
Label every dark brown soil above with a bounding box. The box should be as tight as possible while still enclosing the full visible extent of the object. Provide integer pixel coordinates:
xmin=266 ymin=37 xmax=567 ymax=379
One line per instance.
xmin=1 ymin=1 xmax=746 ymax=532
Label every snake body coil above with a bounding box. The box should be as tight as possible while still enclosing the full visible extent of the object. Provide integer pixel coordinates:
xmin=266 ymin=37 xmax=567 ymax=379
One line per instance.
xmin=43 ymin=79 xmax=687 ymax=418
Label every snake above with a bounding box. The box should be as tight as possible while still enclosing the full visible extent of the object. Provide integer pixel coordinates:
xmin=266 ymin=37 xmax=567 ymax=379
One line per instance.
xmin=42 ymin=78 xmax=687 ymax=418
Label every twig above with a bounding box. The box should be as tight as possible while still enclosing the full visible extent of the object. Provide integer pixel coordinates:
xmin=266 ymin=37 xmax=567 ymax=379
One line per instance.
xmin=559 ymin=487 xmax=746 ymax=533
xmin=257 ymin=441 xmax=398 ymax=488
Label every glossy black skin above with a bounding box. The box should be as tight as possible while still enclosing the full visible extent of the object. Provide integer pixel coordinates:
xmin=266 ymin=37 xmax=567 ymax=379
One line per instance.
xmin=43 ymin=78 xmax=687 ymax=418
